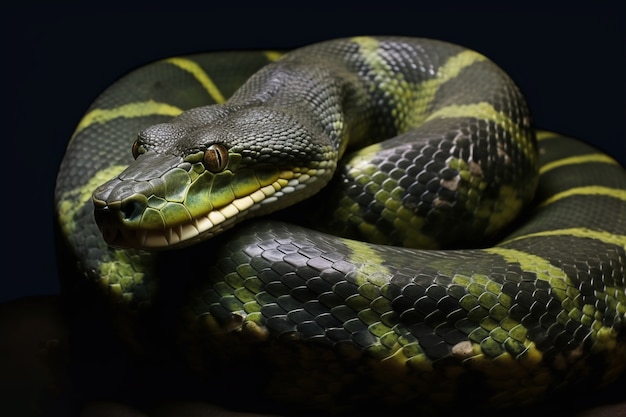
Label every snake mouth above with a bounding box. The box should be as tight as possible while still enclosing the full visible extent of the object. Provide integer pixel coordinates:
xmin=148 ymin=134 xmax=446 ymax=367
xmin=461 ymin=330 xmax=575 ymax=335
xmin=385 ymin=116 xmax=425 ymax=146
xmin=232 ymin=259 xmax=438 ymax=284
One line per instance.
xmin=97 ymin=201 xmax=245 ymax=249
xmin=95 ymin=184 xmax=278 ymax=249
xmin=94 ymin=166 xmax=332 ymax=249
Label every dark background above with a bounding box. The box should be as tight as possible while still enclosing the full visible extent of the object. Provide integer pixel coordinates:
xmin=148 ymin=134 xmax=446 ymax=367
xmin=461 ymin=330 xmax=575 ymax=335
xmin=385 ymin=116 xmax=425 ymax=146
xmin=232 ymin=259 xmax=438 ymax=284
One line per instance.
xmin=2 ymin=4 xmax=624 ymax=303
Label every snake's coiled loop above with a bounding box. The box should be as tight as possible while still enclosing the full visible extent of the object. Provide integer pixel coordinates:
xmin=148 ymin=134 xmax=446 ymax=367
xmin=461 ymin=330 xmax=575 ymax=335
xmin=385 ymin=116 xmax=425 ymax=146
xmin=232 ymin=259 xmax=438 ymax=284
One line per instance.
xmin=55 ymin=36 xmax=626 ymax=414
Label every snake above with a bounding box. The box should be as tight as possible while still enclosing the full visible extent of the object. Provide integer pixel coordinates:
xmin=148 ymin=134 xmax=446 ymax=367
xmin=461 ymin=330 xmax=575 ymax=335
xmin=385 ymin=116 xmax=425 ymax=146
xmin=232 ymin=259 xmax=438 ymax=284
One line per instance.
xmin=54 ymin=36 xmax=626 ymax=414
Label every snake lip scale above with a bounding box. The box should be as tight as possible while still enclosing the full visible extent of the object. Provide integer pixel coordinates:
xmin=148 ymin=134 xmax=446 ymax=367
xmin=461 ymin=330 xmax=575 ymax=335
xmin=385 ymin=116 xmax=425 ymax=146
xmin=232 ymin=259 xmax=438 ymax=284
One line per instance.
xmin=55 ymin=36 xmax=626 ymax=414
xmin=92 ymin=162 xmax=331 ymax=249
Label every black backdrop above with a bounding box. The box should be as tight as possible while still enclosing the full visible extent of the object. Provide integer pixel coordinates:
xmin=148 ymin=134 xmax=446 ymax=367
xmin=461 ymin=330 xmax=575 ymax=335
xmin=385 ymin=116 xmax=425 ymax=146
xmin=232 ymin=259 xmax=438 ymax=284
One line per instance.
xmin=3 ymin=4 xmax=624 ymax=303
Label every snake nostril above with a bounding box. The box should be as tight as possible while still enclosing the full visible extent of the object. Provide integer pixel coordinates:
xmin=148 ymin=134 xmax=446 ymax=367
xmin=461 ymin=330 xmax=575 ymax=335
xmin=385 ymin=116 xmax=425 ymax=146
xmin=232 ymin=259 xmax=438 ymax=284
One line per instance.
xmin=120 ymin=198 xmax=145 ymax=222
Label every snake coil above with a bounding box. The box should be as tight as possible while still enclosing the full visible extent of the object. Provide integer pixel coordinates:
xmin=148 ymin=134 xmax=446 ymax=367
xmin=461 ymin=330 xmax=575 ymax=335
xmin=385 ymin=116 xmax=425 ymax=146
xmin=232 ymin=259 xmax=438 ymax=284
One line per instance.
xmin=55 ymin=36 xmax=626 ymax=414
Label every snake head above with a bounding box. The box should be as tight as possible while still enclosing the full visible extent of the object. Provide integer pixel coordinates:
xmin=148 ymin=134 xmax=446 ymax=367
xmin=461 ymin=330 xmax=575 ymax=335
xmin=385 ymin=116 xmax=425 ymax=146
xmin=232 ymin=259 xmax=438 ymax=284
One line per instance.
xmin=92 ymin=105 xmax=337 ymax=249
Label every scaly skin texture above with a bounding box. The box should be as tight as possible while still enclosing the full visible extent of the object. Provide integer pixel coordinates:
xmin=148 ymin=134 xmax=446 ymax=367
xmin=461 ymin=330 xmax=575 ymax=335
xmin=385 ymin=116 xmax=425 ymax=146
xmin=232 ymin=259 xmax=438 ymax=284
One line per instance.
xmin=54 ymin=37 xmax=625 ymax=414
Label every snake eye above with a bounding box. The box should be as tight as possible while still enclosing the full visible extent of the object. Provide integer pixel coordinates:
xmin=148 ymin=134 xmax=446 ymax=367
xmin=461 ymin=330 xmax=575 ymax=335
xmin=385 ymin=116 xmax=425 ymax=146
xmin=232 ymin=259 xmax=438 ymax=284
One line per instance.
xmin=203 ymin=144 xmax=229 ymax=172
xmin=131 ymin=140 xmax=146 ymax=159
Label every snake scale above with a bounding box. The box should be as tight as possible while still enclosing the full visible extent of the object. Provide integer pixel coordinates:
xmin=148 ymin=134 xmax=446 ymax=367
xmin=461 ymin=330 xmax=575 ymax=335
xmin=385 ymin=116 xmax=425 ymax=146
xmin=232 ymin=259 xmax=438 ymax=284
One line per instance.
xmin=54 ymin=36 xmax=626 ymax=414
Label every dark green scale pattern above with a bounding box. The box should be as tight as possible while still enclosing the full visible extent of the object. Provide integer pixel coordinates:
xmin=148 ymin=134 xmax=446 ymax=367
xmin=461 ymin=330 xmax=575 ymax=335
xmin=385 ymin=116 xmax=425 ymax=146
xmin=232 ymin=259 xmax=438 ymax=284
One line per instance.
xmin=54 ymin=37 xmax=626 ymax=414
xmin=506 ymin=138 xmax=626 ymax=240
xmin=430 ymin=59 xmax=526 ymax=116
xmin=180 ymin=135 xmax=625 ymax=412
xmin=313 ymin=115 xmax=536 ymax=247
xmin=195 ymin=219 xmax=610 ymax=362
xmin=512 ymin=194 xmax=626 ymax=238
xmin=185 ymin=216 xmax=622 ymax=412
xmin=506 ymin=235 xmax=625 ymax=328
xmin=256 ymin=38 xmax=538 ymax=249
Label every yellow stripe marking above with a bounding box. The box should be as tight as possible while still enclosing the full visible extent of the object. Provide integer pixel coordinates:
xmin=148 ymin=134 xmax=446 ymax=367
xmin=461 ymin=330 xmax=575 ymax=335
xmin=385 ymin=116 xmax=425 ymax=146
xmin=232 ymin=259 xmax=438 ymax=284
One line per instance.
xmin=426 ymin=102 xmax=509 ymax=122
xmin=342 ymin=238 xmax=387 ymax=266
xmin=539 ymin=154 xmax=618 ymax=175
xmin=484 ymin=247 xmax=570 ymax=284
xmin=165 ymin=57 xmax=226 ymax=103
xmin=342 ymin=238 xmax=391 ymax=287
xmin=426 ymin=102 xmax=534 ymax=159
xmin=535 ymin=131 xmax=558 ymax=141
xmin=437 ymin=49 xmax=488 ymax=79
xmin=540 ymin=186 xmax=626 ymax=207
xmin=74 ymin=100 xmax=183 ymax=137
xmin=344 ymin=37 xmax=537 ymax=240
xmin=502 ymin=228 xmax=626 ymax=249
xmin=263 ymin=50 xmax=284 ymax=62
xmin=351 ymin=36 xmax=487 ymax=132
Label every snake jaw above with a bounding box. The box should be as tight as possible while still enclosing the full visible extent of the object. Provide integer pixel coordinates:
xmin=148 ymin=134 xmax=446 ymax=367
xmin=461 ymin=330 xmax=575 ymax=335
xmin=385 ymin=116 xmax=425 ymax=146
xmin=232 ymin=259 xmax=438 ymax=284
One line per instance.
xmin=93 ymin=158 xmax=335 ymax=249
xmin=95 ymin=209 xmax=238 ymax=249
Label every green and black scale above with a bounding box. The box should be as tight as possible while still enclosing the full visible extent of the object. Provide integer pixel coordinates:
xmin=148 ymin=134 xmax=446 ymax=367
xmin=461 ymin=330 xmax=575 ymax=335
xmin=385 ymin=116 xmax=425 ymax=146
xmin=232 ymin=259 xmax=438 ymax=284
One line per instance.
xmin=54 ymin=36 xmax=626 ymax=413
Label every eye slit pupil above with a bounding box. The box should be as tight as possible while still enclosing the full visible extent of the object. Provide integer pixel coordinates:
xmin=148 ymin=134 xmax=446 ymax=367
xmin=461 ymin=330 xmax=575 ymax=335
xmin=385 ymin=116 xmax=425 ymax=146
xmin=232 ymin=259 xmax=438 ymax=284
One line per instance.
xmin=203 ymin=144 xmax=229 ymax=172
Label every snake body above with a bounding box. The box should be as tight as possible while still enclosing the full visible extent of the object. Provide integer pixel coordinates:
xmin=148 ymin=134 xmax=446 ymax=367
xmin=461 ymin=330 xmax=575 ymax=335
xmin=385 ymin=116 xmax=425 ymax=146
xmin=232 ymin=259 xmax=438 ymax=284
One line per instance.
xmin=55 ymin=36 xmax=626 ymax=413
